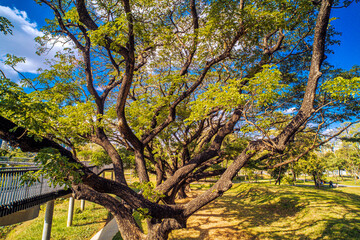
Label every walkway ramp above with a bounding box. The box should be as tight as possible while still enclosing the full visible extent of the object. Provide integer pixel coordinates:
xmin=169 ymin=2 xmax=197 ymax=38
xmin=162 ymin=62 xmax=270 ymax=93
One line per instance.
xmin=0 ymin=162 xmax=113 ymax=225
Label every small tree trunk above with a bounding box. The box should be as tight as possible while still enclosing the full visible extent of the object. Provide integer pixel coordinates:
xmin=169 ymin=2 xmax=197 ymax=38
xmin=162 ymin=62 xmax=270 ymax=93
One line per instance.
xmin=134 ymin=149 xmax=150 ymax=183
xmin=177 ymin=185 xmax=188 ymax=199
xmin=291 ymin=167 xmax=296 ymax=183
xmin=338 ymin=167 xmax=344 ymax=181
xmin=313 ymin=174 xmax=319 ymax=188
xmin=155 ymin=162 xmax=164 ymax=186
xmin=275 ymin=167 xmax=282 ymax=185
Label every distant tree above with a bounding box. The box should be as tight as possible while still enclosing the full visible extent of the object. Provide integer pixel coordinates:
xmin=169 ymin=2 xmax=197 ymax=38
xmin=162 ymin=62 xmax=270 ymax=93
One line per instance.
xmin=335 ymin=126 xmax=360 ymax=181
xmin=268 ymin=165 xmax=287 ymax=185
xmin=260 ymin=129 xmax=323 ymax=185
xmin=299 ymin=153 xmax=326 ymax=188
xmin=331 ymin=148 xmax=348 ymax=179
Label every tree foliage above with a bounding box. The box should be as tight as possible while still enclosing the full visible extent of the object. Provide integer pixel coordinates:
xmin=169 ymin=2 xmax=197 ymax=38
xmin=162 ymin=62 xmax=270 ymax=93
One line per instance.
xmin=0 ymin=16 xmax=13 ymax=35
xmin=1 ymin=0 xmax=360 ymax=239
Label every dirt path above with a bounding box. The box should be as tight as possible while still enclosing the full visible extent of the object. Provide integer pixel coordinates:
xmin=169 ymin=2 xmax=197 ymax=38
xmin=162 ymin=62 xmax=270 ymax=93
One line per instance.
xmin=169 ymin=191 xmax=254 ymax=240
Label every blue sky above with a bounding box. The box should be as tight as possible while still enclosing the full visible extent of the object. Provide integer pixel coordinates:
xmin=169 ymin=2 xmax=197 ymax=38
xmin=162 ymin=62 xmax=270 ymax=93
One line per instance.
xmin=0 ymin=1 xmax=61 ymax=80
xmin=327 ymin=3 xmax=360 ymax=70
xmin=0 ymin=0 xmax=53 ymax=27
xmin=0 ymin=0 xmax=359 ymax=80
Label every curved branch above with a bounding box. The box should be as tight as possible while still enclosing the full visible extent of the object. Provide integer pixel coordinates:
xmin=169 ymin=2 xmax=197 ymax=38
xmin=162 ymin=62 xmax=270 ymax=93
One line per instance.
xmin=142 ymin=26 xmax=246 ymax=145
xmin=179 ymin=0 xmax=199 ymax=76
xmin=267 ymin=121 xmax=358 ymax=169
xmin=0 ymin=115 xmax=183 ymax=220
xmin=183 ymin=0 xmax=334 ymax=217
xmin=40 ymin=0 xmax=85 ymax=51
xmin=75 ymin=0 xmax=98 ymax=30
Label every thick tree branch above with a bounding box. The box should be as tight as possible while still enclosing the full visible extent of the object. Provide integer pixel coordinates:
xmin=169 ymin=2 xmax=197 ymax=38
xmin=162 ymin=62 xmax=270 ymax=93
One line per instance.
xmin=40 ymin=0 xmax=85 ymax=51
xmin=183 ymin=0 xmax=334 ymax=217
xmin=179 ymin=0 xmax=199 ymax=76
xmin=142 ymin=27 xmax=246 ymax=145
xmin=75 ymin=0 xmax=98 ymax=30
xmin=73 ymin=183 xmax=145 ymax=240
xmin=275 ymin=0 xmax=333 ymax=149
xmin=0 ymin=116 xmax=183 ymax=220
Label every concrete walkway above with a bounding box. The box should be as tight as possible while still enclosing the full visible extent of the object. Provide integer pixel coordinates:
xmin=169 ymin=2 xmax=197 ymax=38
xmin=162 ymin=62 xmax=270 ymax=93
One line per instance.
xmin=293 ymin=183 xmax=360 ymax=188
xmin=91 ymin=218 xmax=119 ymax=240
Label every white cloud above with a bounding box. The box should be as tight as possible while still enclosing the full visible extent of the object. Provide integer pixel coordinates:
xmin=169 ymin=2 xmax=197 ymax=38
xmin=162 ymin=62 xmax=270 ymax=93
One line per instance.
xmin=322 ymin=127 xmax=336 ymax=135
xmin=0 ymin=6 xmax=71 ymax=81
xmin=282 ymin=107 xmax=296 ymax=114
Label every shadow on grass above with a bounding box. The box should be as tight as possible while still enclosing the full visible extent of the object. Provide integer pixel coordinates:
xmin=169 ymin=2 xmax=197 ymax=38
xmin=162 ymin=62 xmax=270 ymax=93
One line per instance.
xmin=211 ymin=186 xmax=306 ymax=226
xmin=259 ymin=217 xmax=360 ymax=240
xmin=172 ymin=226 xmax=253 ymax=240
xmin=319 ymin=218 xmax=360 ymax=239
xmin=73 ymin=219 xmax=106 ymax=227
xmin=172 ymin=184 xmax=360 ymax=240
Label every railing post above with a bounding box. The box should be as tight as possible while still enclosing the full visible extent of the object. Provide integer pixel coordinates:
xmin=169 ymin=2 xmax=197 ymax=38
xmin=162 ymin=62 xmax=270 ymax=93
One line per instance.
xmin=0 ymin=164 xmax=114 ymax=220
xmin=42 ymin=200 xmax=55 ymax=240
xmin=80 ymin=199 xmax=85 ymax=211
xmin=130 ymin=169 xmax=132 ymax=184
xmin=67 ymin=197 xmax=74 ymax=227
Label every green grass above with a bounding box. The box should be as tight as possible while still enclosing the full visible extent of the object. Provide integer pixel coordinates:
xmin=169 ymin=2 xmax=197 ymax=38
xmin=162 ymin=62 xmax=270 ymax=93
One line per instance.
xmin=114 ymin=182 xmax=360 ymax=239
xmin=326 ymin=176 xmax=360 ymax=186
xmin=112 ymin=232 xmax=123 ymax=240
xmin=293 ymin=175 xmax=360 ymax=187
xmin=4 ymin=198 xmax=110 ymax=240
xmin=0 ymin=224 xmax=19 ymax=239
xmin=170 ymin=183 xmax=360 ymax=240
xmin=8 ymin=178 xmax=360 ymax=240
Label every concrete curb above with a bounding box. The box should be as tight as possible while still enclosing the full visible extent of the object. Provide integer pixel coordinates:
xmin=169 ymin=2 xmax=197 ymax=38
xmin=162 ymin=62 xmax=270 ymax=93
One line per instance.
xmin=91 ymin=218 xmax=119 ymax=240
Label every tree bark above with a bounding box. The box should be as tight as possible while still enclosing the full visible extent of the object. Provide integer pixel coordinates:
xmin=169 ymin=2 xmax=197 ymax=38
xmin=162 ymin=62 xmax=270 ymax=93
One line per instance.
xmin=0 ymin=0 xmax=335 ymax=239
xmin=313 ymin=174 xmax=320 ymax=188
xmin=275 ymin=167 xmax=282 ymax=185
xmin=134 ymin=149 xmax=150 ymax=183
xmin=72 ymin=183 xmax=145 ymax=240
xmin=177 ymin=185 xmax=188 ymax=199
xmin=291 ymin=164 xmax=297 ymax=183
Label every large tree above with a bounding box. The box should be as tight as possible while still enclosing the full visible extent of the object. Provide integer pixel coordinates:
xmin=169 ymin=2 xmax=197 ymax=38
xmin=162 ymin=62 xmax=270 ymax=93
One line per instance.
xmin=1 ymin=0 xmax=360 ymax=239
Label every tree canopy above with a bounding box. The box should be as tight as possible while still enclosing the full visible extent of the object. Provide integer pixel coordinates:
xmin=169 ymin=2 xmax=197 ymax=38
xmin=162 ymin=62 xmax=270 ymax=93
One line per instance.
xmin=1 ymin=0 xmax=360 ymax=239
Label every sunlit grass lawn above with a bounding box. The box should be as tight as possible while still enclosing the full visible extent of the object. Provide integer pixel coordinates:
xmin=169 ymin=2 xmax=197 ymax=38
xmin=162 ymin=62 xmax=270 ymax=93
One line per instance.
xmin=296 ymin=175 xmax=360 ymax=186
xmin=7 ymin=174 xmax=360 ymax=240
xmin=170 ymin=183 xmax=360 ymax=240
xmin=327 ymin=176 xmax=360 ymax=186
xmin=5 ymin=197 xmax=110 ymax=240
